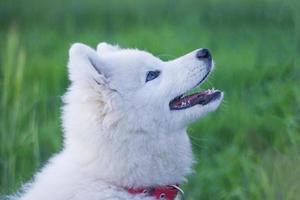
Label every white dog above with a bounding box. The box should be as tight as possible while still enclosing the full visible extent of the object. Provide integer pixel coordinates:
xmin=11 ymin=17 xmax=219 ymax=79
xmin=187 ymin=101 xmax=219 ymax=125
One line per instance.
xmin=14 ymin=43 xmax=223 ymax=200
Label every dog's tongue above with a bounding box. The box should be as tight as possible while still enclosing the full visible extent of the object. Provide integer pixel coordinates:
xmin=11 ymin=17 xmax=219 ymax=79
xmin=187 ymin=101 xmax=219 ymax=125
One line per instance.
xmin=169 ymin=90 xmax=221 ymax=110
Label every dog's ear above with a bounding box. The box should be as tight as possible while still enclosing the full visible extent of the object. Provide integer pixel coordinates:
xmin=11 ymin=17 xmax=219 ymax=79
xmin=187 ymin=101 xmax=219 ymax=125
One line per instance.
xmin=97 ymin=42 xmax=120 ymax=54
xmin=68 ymin=43 xmax=108 ymax=84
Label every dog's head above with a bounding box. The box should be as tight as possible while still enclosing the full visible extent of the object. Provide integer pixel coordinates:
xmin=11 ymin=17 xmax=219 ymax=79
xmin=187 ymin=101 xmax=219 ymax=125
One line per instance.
xmin=67 ymin=42 xmax=223 ymax=133
xmin=64 ymin=42 xmax=224 ymax=185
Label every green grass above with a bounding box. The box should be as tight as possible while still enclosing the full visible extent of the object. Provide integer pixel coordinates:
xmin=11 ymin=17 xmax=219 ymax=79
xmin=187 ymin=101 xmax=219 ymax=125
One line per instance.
xmin=0 ymin=0 xmax=299 ymax=199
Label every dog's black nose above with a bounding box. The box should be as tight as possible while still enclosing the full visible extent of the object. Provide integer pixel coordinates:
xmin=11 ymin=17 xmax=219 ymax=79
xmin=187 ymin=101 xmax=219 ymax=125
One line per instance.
xmin=196 ymin=48 xmax=211 ymax=60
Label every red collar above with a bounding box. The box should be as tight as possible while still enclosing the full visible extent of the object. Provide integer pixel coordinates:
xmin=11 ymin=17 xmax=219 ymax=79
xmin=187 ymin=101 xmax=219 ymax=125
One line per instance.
xmin=127 ymin=185 xmax=183 ymax=200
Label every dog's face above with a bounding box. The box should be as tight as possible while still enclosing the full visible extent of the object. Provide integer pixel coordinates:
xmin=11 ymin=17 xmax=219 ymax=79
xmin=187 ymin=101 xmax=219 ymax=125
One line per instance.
xmin=68 ymin=43 xmax=223 ymax=132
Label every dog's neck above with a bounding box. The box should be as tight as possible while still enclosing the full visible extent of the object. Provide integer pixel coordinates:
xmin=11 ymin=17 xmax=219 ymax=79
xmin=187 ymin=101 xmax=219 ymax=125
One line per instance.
xmin=65 ymin=126 xmax=193 ymax=188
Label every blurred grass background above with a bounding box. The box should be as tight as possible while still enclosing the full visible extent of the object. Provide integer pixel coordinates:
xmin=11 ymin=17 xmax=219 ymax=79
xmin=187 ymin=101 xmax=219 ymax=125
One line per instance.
xmin=0 ymin=0 xmax=299 ymax=199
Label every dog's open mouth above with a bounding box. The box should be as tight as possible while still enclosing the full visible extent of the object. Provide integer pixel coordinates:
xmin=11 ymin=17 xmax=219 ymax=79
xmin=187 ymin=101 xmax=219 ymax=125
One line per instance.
xmin=169 ymin=89 xmax=222 ymax=110
xmin=169 ymin=71 xmax=222 ymax=110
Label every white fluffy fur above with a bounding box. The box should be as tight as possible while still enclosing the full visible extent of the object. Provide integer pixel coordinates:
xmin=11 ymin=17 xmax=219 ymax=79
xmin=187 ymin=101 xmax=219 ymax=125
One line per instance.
xmin=13 ymin=43 xmax=223 ymax=200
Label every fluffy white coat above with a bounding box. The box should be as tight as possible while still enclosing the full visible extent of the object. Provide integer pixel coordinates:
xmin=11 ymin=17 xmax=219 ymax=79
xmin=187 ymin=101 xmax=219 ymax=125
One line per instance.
xmin=13 ymin=43 xmax=223 ymax=200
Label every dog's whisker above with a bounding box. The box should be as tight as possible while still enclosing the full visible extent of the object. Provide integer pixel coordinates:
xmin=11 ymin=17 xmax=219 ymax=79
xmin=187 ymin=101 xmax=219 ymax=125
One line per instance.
xmin=189 ymin=135 xmax=209 ymax=142
xmin=190 ymin=140 xmax=207 ymax=150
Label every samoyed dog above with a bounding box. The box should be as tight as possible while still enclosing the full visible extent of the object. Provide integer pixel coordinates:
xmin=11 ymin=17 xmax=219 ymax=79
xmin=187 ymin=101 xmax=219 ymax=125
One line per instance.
xmin=15 ymin=42 xmax=223 ymax=200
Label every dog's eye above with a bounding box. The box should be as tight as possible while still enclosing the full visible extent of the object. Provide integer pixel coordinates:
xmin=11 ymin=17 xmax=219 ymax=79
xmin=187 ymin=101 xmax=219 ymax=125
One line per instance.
xmin=146 ymin=70 xmax=160 ymax=82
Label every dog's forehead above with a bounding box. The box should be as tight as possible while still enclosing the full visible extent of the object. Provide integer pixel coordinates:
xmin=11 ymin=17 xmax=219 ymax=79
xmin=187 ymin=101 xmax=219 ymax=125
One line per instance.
xmin=116 ymin=48 xmax=158 ymax=60
xmin=103 ymin=48 xmax=162 ymax=70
